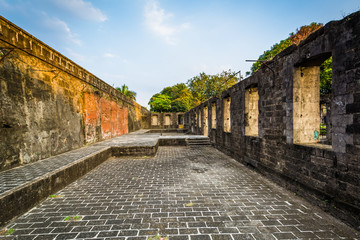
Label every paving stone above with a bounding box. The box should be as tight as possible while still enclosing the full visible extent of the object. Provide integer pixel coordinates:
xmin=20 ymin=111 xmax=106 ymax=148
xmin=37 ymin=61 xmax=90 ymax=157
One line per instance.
xmin=231 ymin=233 xmax=255 ymax=240
xmin=210 ymin=234 xmax=233 ymax=240
xmin=77 ymin=232 xmax=98 ymax=238
xmin=2 ymin=146 xmax=359 ymax=240
xmin=168 ymin=236 xmax=189 ymax=240
xmin=272 ymin=232 xmax=298 ymax=239
xmin=97 ymin=231 xmax=119 ymax=237
xmin=55 ymin=233 xmax=78 ymax=239
xmin=190 ymin=235 xmax=211 ymax=240
xmin=34 ymin=234 xmax=59 ymax=239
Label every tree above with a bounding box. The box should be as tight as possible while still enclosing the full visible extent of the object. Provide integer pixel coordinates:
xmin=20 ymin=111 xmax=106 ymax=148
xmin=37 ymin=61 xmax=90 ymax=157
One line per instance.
xmin=249 ymin=22 xmax=331 ymax=96
xmin=251 ymin=23 xmax=323 ymax=73
xmin=148 ymin=94 xmax=172 ymax=112
xmin=116 ymin=84 xmax=137 ymax=100
xmin=187 ymin=70 xmax=239 ymax=105
xmin=148 ymin=70 xmax=239 ymax=112
xmin=186 ymin=72 xmax=209 ymax=105
xmin=149 ymin=84 xmax=195 ymax=113
xmin=320 ymin=57 xmax=332 ymax=96
xmin=171 ymin=87 xmax=193 ymax=112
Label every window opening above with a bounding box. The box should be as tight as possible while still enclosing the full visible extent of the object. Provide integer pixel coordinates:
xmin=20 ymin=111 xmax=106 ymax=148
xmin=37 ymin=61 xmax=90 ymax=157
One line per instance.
xmin=224 ymin=97 xmax=231 ymax=133
xmin=245 ymin=87 xmax=259 ymax=136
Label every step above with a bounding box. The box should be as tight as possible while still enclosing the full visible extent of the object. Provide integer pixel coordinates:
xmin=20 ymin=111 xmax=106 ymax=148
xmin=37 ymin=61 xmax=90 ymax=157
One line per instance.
xmin=186 ymin=138 xmax=211 ymax=146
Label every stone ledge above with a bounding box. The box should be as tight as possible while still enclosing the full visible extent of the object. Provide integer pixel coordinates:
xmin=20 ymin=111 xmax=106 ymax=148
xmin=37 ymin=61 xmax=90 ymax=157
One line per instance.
xmin=112 ymin=144 xmax=159 ymax=157
xmin=0 ymin=147 xmax=112 ymax=226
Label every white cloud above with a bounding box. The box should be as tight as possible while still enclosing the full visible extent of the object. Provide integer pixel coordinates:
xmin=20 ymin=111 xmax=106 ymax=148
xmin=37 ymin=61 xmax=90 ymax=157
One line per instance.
xmin=42 ymin=14 xmax=82 ymax=46
xmin=52 ymin=0 xmax=107 ymax=22
xmin=104 ymin=53 xmax=116 ymax=58
xmin=144 ymin=0 xmax=190 ymax=45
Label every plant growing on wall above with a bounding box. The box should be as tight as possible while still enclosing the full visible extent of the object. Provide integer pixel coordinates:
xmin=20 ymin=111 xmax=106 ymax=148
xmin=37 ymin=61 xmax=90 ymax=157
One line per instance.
xmin=250 ymin=23 xmax=323 ymax=73
xmin=249 ymin=22 xmax=332 ymax=95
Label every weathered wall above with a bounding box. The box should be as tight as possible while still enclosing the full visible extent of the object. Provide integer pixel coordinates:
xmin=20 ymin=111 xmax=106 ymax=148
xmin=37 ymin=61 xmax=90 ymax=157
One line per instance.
xmin=0 ymin=16 xmax=149 ymax=171
xmin=150 ymin=112 xmax=184 ymax=129
xmin=185 ymin=12 xmax=360 ymax=229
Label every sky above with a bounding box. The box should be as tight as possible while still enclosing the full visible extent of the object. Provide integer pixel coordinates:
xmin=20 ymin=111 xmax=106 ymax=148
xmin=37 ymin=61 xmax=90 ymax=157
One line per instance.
xmin=0 ymin=0 xmax=359 ymax=108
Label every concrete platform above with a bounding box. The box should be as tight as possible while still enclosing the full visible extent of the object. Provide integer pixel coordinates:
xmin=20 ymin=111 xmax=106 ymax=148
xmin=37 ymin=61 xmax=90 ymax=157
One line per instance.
xmin=0 ymin=130 xmax=208 ymax=227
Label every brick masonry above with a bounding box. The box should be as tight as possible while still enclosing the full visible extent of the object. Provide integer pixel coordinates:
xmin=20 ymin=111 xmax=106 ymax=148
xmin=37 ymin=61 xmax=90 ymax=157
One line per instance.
xmin=185 ymin=12 xmax=360 ymax=229
xmin=0 ymin=16 xmax=150 ymax=171
xmin=1 ymin=146 xmax=359 ymax=239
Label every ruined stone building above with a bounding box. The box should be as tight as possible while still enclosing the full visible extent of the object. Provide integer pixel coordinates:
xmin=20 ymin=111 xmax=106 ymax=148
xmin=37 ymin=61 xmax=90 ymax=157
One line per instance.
xmin=185 ymin=12 xmax=360 ymax=227
xmin=1 ymin=11 xmax=360 ymax=229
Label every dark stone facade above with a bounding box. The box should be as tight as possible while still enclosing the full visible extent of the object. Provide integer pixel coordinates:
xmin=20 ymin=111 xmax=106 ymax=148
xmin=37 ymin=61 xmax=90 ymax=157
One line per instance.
xmin=185 ymin=12 xmax=360 ymax=229
xmin=150 ymin=112 xmax=185 ymax=129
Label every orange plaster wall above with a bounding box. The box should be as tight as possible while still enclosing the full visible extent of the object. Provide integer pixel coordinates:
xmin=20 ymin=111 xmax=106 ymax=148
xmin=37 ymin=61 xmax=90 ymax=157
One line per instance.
xmin=120 ymin=107 xmax=129 ymax=135
xmin=84 ymin=93 xmax=100 ymax=143
xmin=84 ymin=93 xmax=128 ymax=142
xmin=100 ymin=98 xmax=112 ymax=139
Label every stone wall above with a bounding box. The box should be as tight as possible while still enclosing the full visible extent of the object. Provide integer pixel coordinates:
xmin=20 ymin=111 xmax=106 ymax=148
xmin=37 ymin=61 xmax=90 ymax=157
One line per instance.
xmin=185 ymin=12 xmax=360 ymax=229
xmin=0 ymin=16 xmax=149 ymax=171
xmin=150 ymin=112 xmax=185 ymax=129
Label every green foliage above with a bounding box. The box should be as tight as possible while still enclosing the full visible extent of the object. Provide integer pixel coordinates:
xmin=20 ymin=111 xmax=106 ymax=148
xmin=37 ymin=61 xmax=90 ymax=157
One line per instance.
xmin=148 ymin=93 xmax=172 ymax=112
xmin=320 ymin=57 xmax=332 ymax=96
xmin=250 ymin=23 xmax=323 ymax=73
xmin=116 ymin=84 xmax=137 ymax=100
xmin=187 ymin=70 xmax=239 ymax=105
xmin=149 ymin=83 xmax=194 ymax=112
xmin=250 ymin=38 xmax=292 ymax=73
xmin=149 ymin=70 xmax=239 ymax=112
xmin=249 ymin=22 xmax=331 ymax=96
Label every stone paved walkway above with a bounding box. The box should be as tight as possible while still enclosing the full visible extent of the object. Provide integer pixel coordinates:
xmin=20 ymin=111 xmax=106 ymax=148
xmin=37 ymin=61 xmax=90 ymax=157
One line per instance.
xmin=2 ymin=146 xmax=359 ymax=239
xmin=0 ymin=130 xmax=160 ymax=195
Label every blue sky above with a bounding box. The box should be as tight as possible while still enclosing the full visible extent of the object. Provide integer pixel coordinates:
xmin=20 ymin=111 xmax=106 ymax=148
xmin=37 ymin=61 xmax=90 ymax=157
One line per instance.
xmin=1 ymin=0 xmax=359 ymax=107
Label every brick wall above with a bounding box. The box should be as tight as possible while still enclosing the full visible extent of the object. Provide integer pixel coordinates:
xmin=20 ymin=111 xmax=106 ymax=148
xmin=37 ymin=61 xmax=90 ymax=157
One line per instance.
xmin=0 ymin=16 xmax=149 ymax=171
xmin=185 ymin=12 xmax=360 ymax=229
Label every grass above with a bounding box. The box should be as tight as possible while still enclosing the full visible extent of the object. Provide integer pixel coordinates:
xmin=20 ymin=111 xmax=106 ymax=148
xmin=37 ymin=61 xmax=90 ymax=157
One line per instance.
xmin=0 ymin=228 xmax=15 ymax=235
xmin=64 ymin=216 xmax=82 ymax=221
xmin=147 ymin=234 xmax=168 ymax=240
xmin=49 ymin=194 xmax=64 ymax=198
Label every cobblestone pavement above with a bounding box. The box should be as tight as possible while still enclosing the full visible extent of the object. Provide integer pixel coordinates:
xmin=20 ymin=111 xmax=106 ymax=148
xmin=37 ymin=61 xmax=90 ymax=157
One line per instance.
xmin=0 ymin=146 xmax=106 ymax=195
xmin=0 ymin=130 xmax=160 ymax=195
xmin=2 ymin=147 xmax=359 ymax=240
